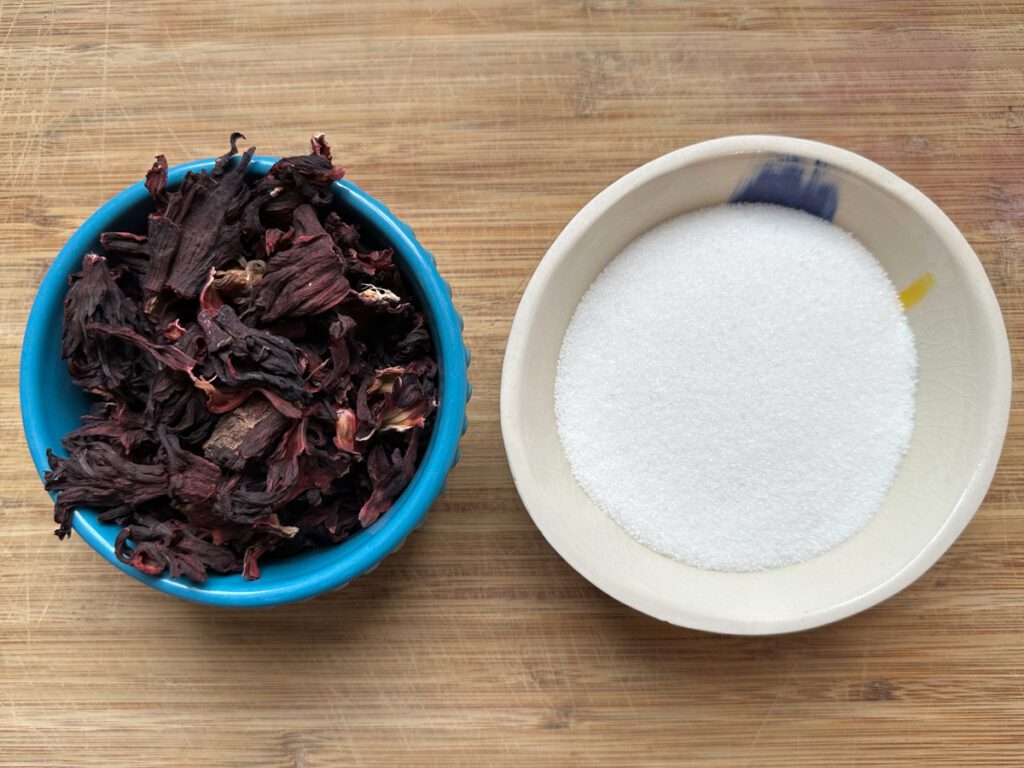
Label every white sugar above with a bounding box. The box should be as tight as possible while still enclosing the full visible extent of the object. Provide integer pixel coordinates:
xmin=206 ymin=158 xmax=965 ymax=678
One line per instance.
xmin=555 ymin=203 xmax=917 ymax=572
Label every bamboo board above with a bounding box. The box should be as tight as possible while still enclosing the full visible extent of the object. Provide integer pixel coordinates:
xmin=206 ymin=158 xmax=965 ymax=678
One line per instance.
xmin=1 ymin=2 xmax=1023 ymax=765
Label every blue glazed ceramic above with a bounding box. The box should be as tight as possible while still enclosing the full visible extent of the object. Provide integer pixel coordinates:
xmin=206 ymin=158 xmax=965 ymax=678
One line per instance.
xmin=20 ymin=156 xmax=469 ymax=607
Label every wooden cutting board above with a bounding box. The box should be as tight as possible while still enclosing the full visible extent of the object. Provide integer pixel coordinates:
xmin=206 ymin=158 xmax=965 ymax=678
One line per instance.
xmin=1 ymin=2 xmax=1022 ymax=765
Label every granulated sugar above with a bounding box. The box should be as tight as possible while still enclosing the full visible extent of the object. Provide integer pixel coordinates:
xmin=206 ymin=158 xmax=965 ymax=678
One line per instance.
xmin=555 ymin=203 xmax=917 ymax=572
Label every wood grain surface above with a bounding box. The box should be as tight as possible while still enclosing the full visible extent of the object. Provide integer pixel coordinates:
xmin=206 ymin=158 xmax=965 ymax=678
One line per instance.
xmin=1 ymin=1 xmax=1023 ymax=765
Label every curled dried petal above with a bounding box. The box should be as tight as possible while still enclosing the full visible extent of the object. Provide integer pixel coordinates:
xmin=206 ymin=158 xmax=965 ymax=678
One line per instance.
xmin=146 ymin=154 xmax=169 ymax=209
xmin=359 ymin=431 xmax=420 ymax=527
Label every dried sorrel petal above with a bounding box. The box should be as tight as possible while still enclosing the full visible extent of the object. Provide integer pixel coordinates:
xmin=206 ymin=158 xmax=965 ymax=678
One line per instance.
xmin=144 ymin=324 xmax=214 ymax=443
xmin=166 ymin=142 xmax=255 ymax=298
xmin=61 ymin=401 xmax=152 ymax=456
xmin=45 ymin=134 xmax=439 ymax=583
xmin=265 ymin=146 xmax=346 ymax=207
xmin=356 ymin=358 xmax=437 ymax=442
xmin=324 ymin=212 xmax=360 ymax=249
xmin=321 ymin=314 xmax=360 ymax=394
xmin=196 ymin=282 xmax=308 ymax=407
xmin=146 ymin=154 xmax=169 ymax=209
xmin=45 ymin=444 xmax=168 ymax=539
xmin=266 ymin=417 xmax=311 ymax=494
xmin=87 ymin=321 xmax=198 ymax=373
xmin=359 ymin=431 xmax=420 ymax=528
xmin=242 ymin=538 xmax=277 ymax=580
xmin=247 ymin=204 xmax=351 ymax=323
xmin=309 ymin=132 xmax=333 ymax=160
xmin=61 ymin=254 xmax=145 ymax=398
xmin=99 ymin=231 xmax=148 ymax=257
xmin=162 ymin=319 xmax=188 ymax=342
xmin=160 ymin=429 xmax=221 ymax=512
xmin=397 ymin=314 xmax=432 ymax=360
xmin=115 ymin=517 xmax=242 ymax=582
xmin=142 ymin=214 xmax=182 ymax=308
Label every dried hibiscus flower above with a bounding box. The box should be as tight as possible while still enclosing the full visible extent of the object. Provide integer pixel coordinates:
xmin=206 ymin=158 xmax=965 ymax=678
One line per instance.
xmin=45 ymin=134 xmax=438 ymax=582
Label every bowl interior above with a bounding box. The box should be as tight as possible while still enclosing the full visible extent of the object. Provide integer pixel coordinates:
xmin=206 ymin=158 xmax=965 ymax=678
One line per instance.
xmin=502 ymin=137 xmax=1010 ymax=634
xmin=22 ymin=156 xmax=465 ymax=606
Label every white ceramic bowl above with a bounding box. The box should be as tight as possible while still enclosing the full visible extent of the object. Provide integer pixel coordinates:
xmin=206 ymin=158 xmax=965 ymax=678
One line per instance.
xmin=501 ymin=135 xmax=1011 ymax=635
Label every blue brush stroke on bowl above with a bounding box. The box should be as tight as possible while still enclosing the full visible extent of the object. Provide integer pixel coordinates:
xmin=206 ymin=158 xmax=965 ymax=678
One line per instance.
xmin=20 ymin=155 xmax=469 ymax=607
xmin=730 ymin=155 xmax=839 ymax=221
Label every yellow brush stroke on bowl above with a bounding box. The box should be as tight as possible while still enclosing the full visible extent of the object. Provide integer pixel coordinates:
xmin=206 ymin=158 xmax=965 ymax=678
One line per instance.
xmin=899 ymin=272 xmax=935 ymax=309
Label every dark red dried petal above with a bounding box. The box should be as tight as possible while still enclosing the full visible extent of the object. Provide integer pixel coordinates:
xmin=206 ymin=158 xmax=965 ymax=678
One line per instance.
xmin=61 ymin=254 xmax=146 ymax=398
xmin=100 ymin=231 xmax=148 ymax=257
xmin=145 ymin=154 xmax=169 ymax=209
xmin=166 ymin=145 xmax=255 ymax=298
xmin=358 ymin=430 xmax=420 ymax=528
xmin=45 ymin=445 xmax=169 ymax=539
xmin=248 ymin=204 xmax=352 ymax=323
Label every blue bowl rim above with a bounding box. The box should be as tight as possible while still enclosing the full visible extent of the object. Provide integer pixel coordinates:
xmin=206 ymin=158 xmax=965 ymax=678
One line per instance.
xmin=20 ymin=155 xmax=467 ymax=607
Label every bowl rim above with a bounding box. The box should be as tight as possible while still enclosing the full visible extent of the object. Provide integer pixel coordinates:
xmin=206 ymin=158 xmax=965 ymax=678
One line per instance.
xmin=20 ymin=155 xmax=467 ymax=607
xmin=500 ymin=134 xmax=1012 ymax=635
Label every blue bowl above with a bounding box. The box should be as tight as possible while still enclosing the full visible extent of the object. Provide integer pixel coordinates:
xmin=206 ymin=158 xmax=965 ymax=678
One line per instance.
xmin=20 ymin=156 xmax=469 ymax=607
